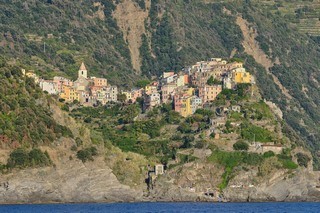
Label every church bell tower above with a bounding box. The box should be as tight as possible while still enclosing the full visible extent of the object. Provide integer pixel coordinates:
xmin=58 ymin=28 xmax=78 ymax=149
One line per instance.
xmin=78 ymin=62 xmax=88 ymax=79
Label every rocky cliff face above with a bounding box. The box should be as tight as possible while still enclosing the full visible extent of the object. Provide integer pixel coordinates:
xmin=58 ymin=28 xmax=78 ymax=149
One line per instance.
xmin=0 ymin=156 xmax=143 ymax=204
xmin=0 ymin=152 xmax=319 ymax=204
xmin=224 ymin=169 xmax=320 ymax=202
xmin=148 ymin=171 xmax=320 ymax=203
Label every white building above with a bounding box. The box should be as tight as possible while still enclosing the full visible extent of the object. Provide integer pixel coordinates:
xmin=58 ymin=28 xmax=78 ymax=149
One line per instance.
xmin=39 ymin=80 xmax=58 ymax=95
xmin=191 ymin=96 xmax=203 ymax=114
xmin=106 ymin=86 xmax=118 ymax=103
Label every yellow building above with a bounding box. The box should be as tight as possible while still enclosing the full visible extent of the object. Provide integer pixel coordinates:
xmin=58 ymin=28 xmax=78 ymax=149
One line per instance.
xmin=25 ymin=71 xmax=39 ymax=83
xmin=122 ymin=91 xmax=132 ymax=102
xmin=177 ymin=87 xmax=194 ymax=96
xmin=186 ymin=87 xmax=195 ymax=96
xmin=60 ymin=85 xmax=80 ymax=102
xmin=180 ymin=96 xmax=192 ymax=117
xmin=144 ymin=85 xmax=157 ymax=95
xmin=232 ymin=68 xmax=252 ymax=84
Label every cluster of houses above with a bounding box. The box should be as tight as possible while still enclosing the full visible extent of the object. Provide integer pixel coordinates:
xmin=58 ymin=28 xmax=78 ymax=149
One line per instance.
xmin=23 ymin=57 xmax=254 ymax=117
xmin=22 ymin=63 xmax=118 ymax=106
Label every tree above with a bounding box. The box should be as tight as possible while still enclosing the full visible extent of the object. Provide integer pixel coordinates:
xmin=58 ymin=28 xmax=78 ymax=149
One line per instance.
xmin=178 ymin=122 xmax=192 ymax=133
xmin=77 ymin=146 xmax=98 ymax=162
xmin=207 ymin=76 xmax=221 ymax=85
xmin=117 ymin=93 xmax=127 ymax=103
xmin=296 ymin=152 xmax=310 ymax=168
xmin=233 ymin=141 xmax=249 ymax=151
xmin=207 ymin=76 xmax=215 ymax=85
xmin=7 ymin=148 xmax=29 ymax=168
xmin=121 ymin=104 xmax=140 ymax=123
xmin=29 ymin=148 xmax=51 ymax=166
xmin=135 ymin=79 xmax=150 ymax=88
xmin=181 ymin=135 xmax=195 ymax=148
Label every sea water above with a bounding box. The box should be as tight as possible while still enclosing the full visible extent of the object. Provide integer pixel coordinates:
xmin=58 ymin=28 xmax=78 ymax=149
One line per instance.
xmin=0 ymin=202 xmax=319 ymax=213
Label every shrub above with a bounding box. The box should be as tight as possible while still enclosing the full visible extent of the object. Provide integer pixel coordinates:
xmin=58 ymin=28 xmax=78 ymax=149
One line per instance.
xmin=75 ymin=137 xmax=83 ymax=147
xmin=181 ymin=135 xmax=194 ymax=148
xmin=71 ymin=145 xmax=77 ymax=151
xmin=296 ymin=152 xmax=310 ymax=168
xmin=7 ymin=148 xmax=29 ymax=168
xmin=7 ymin=148 xmax=51 ymax=168
xmin=84 ymin=117 xmax=92 ymax=123
xmin=281 ymin=159 xmax=298 ymax=170
xmin=178 ymin=122 xmax=192 ymax=133
xmin=179 ymin=154 xmax=197 ymax=164
xmin=165 ymin=111 xmax=181 ymax=124
xmin=259 ymin=156 xmax=281 ymax=176
xmin=233 ymin=141 xmax=249 ymax=151
xmin=29 ymin=149 xmax=51 ymax=167
xmin=135 ymin=79 xmax=150 ymax=88
xmin=194 ymin=140 xmax=206 ymax=149
xmin=76 ymin=146 xmax=98 ymax=162
xmin=210 ymin=132 xmax=216 ymax=139
xmin=240 ymin=122 xmax=273 ymax=142
xmin=61 ymin=104 xmax=69 ymax=111
xmin=263 ymin=151 xmax=275 ymax=158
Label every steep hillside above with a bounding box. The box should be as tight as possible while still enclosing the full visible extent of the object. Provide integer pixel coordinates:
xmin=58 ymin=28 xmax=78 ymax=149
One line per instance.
xmin=154 ymin=0 xmax=320 ymax=169
xmin=0 ymin=57 xmax=72 ymax=149
xmin=0 ymin=60 xmax=149 ymax=203
xmin=0 ymin=0 xmax=319 ymax=169
xmin=0 ymin=0 xmax=134 ymax=86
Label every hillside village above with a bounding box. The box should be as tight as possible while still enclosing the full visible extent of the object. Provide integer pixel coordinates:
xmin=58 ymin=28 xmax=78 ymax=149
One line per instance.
xmin=22 ymin=57 xmax=288 ymax=157
xmin=24 ymin=58 xmax=254 ymax=118
xmin=9 ymin=58 xmax=318 ymax=202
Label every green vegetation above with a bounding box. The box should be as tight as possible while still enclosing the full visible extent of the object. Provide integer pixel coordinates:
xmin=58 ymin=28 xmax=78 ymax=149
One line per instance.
xmin=241 ymin=122 xmax=273 ymax=142
xmin=208 ymin=150 xmax=263 ymax=189
xmin=1 ymin=0 xmax=319 ymax=168
xmin=244 ymin=101 xmax=274 ymax=120
xmin=7 ymin=148 xmax=52 ymax=169
xmin=233 ymin=141 xmax=249 ymax=151
xmin=209 ymin=147 xmax=298 ymax=189
xmin=0 ymin=62 xmax=73 ymax=147
xmin=207 ymin=76 xmax=221 ymax=86
xmin=216 ymin=84 xmax=251 ymax=103
xmin=70 ymin=103 xmax=181 ymax=164
xmin=296 ymin=152 xmax=311 ymax=168
xmin=263 ymin=151 xmax=275 ymax=158
xmin=0 ymin=1 xmax=135 ymax=86
xmin=135 ymin=79 xmax=150 ymax=88
xmin=277 ymin=149 xmax=298 ymax=170
xmin=77 ymin=146 xmax=98 ymax=163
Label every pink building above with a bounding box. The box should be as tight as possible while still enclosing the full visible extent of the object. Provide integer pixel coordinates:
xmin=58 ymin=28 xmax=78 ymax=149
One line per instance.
xmin=173 ymin=94 xmax=183 ymax=113
xmin=161 ymin=83 xmax=177 ymax=103
xmin=90 ymin=86 xmax=102 ymax=98
xmin=53 ymin=76 xmax=73 ymax=93
xmin=198 ymin=85 xmax=222 ymax=103
xmin=93 ymin=77 xmax=107 ymax=87
xmin=163 ymin=72 xmax=175 ymax=78
xmin=131 ymin=88 xmax=144 ymax=103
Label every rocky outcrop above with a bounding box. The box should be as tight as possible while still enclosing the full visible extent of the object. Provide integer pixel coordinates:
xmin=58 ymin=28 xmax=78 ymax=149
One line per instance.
xmin=1 ymin=158 xmax=320 ymax=204
xmin=0 ymin=157 xmax=143 ymax=204
xmin=223 ymin=169 xmax=320 ymax=202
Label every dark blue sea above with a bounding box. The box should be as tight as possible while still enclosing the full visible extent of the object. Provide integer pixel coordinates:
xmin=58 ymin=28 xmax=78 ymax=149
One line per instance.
xmin=0 ymin=202 xmax=319 ymax=213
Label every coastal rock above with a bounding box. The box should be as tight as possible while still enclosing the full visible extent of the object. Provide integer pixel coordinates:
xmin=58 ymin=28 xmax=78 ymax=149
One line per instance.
xmin=0 ymin=158 xmax=143 ymax=204
xmin=223 ymin=169 xmax=320 ymax=202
